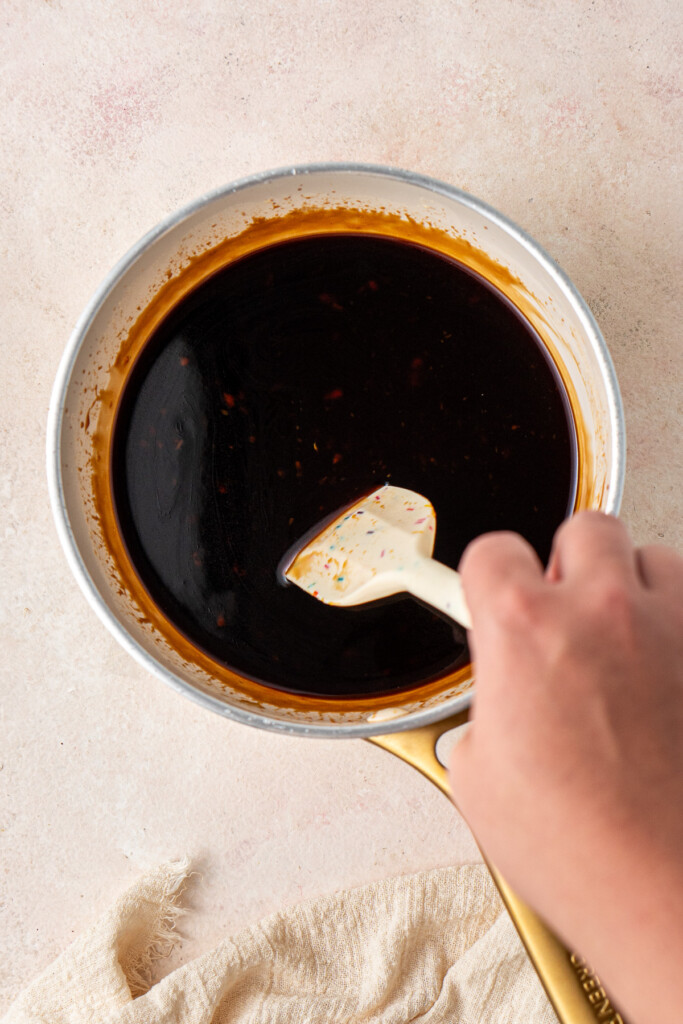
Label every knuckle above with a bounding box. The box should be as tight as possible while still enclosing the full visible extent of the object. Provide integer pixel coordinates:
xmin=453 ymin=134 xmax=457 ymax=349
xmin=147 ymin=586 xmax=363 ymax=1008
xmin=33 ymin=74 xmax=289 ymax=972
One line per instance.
xmin=639 ymin=543 xmax=673 ymax=561
xmin=573 ymin=509 xmax=621 ymax=529
xmin=492 ymin=581 xmax=540 ymax=628
xmin=641 ymin=543 xmax=683 ymax=575
xmin=460 ymin=532 xmax=507 ymax=572
xmin=588 ymin=572 xmax=638 ymax=627
xmin=562 ymin=509 xmax=627 ymax=542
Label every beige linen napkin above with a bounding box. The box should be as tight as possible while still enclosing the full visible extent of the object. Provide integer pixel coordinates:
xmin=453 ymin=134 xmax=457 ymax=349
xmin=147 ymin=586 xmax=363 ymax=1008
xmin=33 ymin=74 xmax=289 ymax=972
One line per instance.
xmin=3 ymin=861 xmax=557 ymax=1023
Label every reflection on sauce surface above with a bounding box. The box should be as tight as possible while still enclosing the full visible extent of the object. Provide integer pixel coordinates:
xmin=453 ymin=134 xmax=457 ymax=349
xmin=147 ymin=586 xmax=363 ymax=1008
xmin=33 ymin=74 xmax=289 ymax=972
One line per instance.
xmin=111 ymin=233 xmax=576 ymax=698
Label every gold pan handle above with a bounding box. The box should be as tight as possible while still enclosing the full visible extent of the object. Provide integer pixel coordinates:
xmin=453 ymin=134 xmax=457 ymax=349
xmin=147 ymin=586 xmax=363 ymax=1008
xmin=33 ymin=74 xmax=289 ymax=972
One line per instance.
xmin=367 ymin=713 xmax=627 ymax=1024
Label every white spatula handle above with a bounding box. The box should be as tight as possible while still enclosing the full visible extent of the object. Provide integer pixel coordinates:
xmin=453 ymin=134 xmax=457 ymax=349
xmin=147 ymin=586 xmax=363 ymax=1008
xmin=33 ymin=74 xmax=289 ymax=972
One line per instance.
xmin=407 ymin=557 xmax=472 ymax=629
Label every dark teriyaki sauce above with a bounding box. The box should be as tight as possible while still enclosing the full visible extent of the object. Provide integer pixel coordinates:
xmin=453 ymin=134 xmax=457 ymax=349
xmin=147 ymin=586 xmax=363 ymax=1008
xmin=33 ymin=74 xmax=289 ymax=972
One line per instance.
xmin=111 ymin=234 xmax=576 ymax=698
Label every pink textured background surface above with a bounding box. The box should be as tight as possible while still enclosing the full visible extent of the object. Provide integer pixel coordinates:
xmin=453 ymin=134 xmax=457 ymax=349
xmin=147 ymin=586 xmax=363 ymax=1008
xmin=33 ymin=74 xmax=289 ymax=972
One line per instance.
xmin=1 ymin=0 xmax=681 ymax=1009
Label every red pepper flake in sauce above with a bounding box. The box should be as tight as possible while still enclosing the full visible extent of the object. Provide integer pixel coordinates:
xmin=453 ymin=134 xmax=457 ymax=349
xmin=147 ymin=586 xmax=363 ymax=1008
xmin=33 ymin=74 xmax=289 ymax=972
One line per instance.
xmin=332 ymin=453 xmax=343 ymax=465
xmin=217 ymin=483 xmax=227 ymax=494
xmin=409 ymin=357 xmax=424 ymax=388
xmin=295 ymin=460 xmax=303 ymax=477
xmin=324 ymin=388 xmax=344 ymax=401
xmin=179 ymin=356 xmax=189 ymax=366
xmin=319 ymin=293 xmax=344 ymax=311
xmin=216 ymin=613 xmax=226 ymax=628
xmin=222 ymin=392 xmax=236 ymax=408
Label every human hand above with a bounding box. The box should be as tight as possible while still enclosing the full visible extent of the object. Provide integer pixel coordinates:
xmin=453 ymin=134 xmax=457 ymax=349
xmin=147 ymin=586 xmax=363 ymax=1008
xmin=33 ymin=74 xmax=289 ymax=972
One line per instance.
xmin=449 ymin=512 xmax=683 ymax=1024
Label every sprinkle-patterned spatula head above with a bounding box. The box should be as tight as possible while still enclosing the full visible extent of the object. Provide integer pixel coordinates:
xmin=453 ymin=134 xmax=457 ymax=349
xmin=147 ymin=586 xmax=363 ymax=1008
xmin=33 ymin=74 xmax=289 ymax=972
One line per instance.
xmin=282 ymin=484 xmax=471 ymax=628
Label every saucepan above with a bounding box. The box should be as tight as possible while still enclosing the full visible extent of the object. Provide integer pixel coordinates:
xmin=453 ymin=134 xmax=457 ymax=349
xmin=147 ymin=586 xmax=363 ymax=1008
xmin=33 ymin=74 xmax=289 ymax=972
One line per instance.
xmin=47 ymin=164 xmax=626 ymax=1024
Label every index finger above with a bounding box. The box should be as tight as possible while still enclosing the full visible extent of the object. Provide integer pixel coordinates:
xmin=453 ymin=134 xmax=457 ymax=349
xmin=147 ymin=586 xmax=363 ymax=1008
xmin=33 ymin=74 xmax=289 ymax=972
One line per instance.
xmin=459 ymin=531 xmax=544 ymax=624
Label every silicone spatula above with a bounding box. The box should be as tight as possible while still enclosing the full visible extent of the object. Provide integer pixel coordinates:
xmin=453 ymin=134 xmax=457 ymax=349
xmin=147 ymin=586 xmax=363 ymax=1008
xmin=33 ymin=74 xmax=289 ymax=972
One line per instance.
xmin=282 ymin=484 xmax=471 ymax=629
